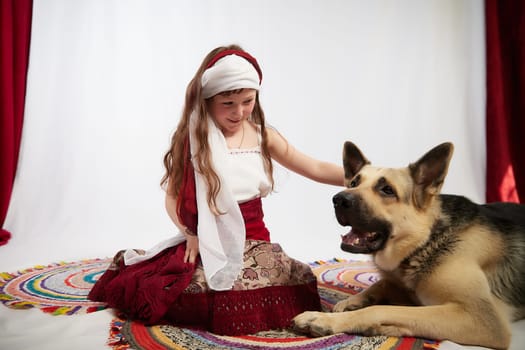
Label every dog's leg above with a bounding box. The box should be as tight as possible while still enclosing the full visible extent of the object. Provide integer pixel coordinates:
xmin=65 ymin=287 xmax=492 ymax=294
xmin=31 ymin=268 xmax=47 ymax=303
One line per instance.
xmin=333 ymin=278 xmax=416 ymax=312
xmin=293 ymin=302 xmax=511 ymax=350
xmin=294 ymin=265 xmax=513 ymax=350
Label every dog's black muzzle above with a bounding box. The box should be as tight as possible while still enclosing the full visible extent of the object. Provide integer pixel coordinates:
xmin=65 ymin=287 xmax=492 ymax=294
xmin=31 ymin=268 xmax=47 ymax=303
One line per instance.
xmin=333 ymin=190 xmax=391 ymax=254
xmin=333 ymin=191 xmax=362 ymax=226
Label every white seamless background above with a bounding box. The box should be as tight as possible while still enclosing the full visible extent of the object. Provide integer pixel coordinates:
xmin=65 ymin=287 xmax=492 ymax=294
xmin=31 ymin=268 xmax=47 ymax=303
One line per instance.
xmin=3 ymin=0 xmax=485 ymax=270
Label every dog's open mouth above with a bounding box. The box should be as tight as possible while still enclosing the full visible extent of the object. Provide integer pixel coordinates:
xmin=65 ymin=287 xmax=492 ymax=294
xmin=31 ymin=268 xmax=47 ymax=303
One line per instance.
xmin=341 ymin=227 xmax=386 ymax=254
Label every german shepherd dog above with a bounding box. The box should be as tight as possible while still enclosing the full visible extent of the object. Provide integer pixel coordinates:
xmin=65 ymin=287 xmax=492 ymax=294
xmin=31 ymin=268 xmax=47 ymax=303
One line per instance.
xmin=293 ymin=142 xmax=525 ymax=349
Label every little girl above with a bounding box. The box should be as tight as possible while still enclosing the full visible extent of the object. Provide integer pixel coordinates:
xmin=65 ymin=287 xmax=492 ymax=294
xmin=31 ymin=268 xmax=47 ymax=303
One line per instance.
xmin=89 ymin=44 xmax=344 ymax=335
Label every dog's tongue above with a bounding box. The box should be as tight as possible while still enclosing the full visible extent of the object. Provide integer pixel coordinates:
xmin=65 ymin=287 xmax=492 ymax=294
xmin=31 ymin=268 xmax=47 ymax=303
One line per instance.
xmin=341 ymin=228 xmax=378 ymax=249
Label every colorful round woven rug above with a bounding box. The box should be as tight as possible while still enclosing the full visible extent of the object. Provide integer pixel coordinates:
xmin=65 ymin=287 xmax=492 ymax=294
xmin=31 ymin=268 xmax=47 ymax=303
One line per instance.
xmin=308 ymin=258 xmax=379 ymax=312
xmin=114 ymin=319 xmax=436 ymax=350
xmin=310 ymin=258 xmax=379 ymax=290
xmin=0 ymin=258 xmax=110 ymax=315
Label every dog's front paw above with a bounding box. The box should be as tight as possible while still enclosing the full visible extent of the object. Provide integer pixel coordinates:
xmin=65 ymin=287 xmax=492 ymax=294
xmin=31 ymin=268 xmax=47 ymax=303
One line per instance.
xmin=292 ymin=311 xmax=340 ymax=337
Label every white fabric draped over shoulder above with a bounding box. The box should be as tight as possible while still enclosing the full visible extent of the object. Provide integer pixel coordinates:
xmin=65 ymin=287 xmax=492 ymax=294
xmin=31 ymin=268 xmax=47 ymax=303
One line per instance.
xmin=187 ymin=113 xmax=246 ymax=290
xmin=123 ymin=113 xmax=247 ymax=291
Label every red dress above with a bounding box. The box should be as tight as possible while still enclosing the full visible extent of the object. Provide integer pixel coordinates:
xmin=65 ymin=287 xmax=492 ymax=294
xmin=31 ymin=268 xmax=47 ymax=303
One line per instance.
xmin=89 ymin=141 xmax=320 ymax=335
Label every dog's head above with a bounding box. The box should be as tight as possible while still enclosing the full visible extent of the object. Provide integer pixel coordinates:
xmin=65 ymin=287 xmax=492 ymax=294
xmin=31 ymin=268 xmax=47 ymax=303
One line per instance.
xmin=334 ymin=141 xmax=454 ymax=260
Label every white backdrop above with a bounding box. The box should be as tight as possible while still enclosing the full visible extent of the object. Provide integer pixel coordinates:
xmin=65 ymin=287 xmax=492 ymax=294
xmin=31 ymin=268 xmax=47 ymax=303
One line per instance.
xmin=2 ymin=0 xmax=485 ymax=271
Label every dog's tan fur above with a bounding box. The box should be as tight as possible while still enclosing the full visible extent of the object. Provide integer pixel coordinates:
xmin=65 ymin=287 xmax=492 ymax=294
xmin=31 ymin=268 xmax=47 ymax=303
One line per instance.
xmin=293 ymin=142 xmax=525 ymax=350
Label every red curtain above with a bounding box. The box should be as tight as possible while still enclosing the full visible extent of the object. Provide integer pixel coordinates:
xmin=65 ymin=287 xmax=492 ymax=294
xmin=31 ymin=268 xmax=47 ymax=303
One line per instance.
xmin=485 ymin=0 xmax=525 ymax=204
xmin=0 ymin=0 xmax=33 ymax=245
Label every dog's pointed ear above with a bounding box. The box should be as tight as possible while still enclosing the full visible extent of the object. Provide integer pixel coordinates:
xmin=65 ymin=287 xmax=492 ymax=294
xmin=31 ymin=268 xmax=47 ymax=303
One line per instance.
xmin=343 ymin=141 xmax=370 ymax=179
xmin=409 ymin=142 xmax=454 ymax=209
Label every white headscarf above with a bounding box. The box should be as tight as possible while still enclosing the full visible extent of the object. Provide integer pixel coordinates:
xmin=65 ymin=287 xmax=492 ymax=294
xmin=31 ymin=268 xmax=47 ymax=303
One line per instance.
xmin=201 ymin=54 xmax=260 ymax=99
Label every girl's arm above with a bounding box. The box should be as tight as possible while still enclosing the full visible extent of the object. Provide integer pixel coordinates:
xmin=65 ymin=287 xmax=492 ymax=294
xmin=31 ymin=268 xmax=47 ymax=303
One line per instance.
xmin=165 ymin=193 xmax=199 ymax=264
xmin=267 ymin=127 xmax=344 ymax=186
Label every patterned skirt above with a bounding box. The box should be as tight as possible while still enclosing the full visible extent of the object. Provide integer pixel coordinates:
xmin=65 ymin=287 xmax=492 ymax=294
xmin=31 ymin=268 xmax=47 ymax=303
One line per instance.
xmin=169 ymin=239 xmax=320 ymax=335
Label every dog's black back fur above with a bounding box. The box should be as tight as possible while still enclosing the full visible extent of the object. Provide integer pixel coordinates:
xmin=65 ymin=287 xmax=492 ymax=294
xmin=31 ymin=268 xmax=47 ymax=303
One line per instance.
xmin=440 ymin=194 xmax=525 ymax=311
xmin=479 ymin=201 xmax=525 ymax=232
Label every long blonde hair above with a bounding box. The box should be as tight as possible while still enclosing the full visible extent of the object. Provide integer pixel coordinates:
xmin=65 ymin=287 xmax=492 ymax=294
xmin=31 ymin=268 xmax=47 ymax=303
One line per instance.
xmin=160 ymin=45 xmax=274 ymax=212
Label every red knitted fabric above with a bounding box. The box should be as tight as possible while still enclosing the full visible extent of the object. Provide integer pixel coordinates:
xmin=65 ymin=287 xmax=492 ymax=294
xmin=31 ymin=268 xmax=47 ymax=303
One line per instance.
xmin=88 ymin=243 xmax=197 ymax=324
xmin=165 ymin=280 xmax=320 ymax=335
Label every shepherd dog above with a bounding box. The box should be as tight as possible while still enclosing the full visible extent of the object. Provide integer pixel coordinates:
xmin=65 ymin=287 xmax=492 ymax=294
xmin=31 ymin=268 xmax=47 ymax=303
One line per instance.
xmin=293 ymin=141 xmax=525 ymax=349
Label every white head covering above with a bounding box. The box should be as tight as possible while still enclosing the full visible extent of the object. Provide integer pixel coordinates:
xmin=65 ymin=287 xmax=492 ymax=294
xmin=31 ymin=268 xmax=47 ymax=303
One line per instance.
xmin=201 ymin=54 xmax=261 ymax=99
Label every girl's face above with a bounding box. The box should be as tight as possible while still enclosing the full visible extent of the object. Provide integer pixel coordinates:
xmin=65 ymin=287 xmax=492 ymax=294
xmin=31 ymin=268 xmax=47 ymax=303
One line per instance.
xmin=208 ymin=89 xmax=257 ymax=137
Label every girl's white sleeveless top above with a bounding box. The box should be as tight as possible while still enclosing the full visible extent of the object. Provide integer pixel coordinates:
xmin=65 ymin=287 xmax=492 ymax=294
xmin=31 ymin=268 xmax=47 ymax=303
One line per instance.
xmin=227 ymin=146 xmax=272 ymax=203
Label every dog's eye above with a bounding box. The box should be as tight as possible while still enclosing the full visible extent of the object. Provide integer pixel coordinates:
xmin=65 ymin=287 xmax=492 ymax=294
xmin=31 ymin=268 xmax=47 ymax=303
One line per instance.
xmin=349 ymin=175 xmax=360 ymax=188
xmin=381 ymin=185 xmax=396 ymax=197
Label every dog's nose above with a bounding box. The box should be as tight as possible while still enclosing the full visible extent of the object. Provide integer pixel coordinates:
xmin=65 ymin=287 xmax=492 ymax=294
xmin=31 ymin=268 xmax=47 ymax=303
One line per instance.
xmin=333 ymin=191 xmax=352 ymax=208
